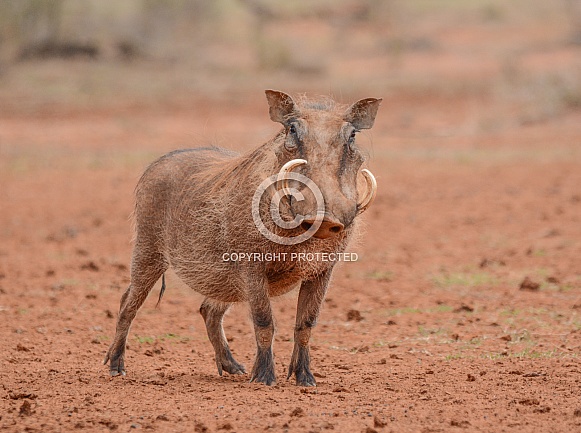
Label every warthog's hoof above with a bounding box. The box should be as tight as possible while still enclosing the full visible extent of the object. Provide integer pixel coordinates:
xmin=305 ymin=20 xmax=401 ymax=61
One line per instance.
xmin=294 ymin=370 xmax=316 ymax=387
xmin=110 ymin=369 xmax=126 ymax=377
xmin=104 ymin=346 xmax=126 ymax=377
xmin=217 ymin=356 xmax=246 ymax=376
xmin=287 ymin=345 xmax=316 ymax=386
xmin=249 ymin=370 xmax=276 ymax=386
xmin=288 ymin=363 xmax=316 ymax=387
xmin=249 ymin=348 xmax=276 ymax=385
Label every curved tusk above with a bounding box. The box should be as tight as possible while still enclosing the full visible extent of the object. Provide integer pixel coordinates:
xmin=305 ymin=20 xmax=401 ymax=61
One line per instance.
xmin=356 ymin=168 xmax=377 ymax=214
xmin=278 ymin=158 xmax=307 ymax=196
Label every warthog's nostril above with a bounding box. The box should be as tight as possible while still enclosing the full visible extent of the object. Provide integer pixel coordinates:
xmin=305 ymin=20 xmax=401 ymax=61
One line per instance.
xmin=300 ymin=217 xmax=344 ymax=239
xmin=329 ymin=225 xmax=342 ymax=234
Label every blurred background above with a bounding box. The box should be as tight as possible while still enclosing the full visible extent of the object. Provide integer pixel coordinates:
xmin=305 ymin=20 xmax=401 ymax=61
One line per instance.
xmin=0 ymin=0 xmax=579 ymax=115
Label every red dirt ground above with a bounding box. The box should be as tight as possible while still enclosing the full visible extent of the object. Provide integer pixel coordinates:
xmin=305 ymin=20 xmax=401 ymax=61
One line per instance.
xmin=1 ymin=10 xmax=581 ymax=433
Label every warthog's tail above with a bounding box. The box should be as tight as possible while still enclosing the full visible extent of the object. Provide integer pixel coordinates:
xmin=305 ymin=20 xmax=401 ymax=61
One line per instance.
xmin=155 ymin=274 xmax=166 ymax=308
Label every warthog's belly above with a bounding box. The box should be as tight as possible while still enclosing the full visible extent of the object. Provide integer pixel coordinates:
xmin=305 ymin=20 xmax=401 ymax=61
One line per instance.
xmin=170 ymin=249 xmax=337 ymax=303
xmin=171 ymin=259 xmax=248 ymax=303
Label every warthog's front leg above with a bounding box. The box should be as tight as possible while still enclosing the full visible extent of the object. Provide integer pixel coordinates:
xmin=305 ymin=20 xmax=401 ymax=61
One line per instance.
xmin=199 ymin=298 xmax=246 ymax=376
xmin=247 ymin=274 xmax=276 ymax=385
xmin=288 ymin=268 xmax=332 ymax=386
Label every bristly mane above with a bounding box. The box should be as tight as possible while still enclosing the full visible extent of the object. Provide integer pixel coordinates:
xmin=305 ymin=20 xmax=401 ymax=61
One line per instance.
xmin=294 ymin=94 xmax=347 ymax=113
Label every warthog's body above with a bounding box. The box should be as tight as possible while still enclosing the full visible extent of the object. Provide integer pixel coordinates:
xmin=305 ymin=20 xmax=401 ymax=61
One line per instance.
xmin=105 ymin=91 xmax=381 ymax=385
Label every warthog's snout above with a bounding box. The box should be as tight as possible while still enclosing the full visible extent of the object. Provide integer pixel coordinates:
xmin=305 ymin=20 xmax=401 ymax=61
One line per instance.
xmin=301 ymin=214 xmax=345 ymax=239
xmin=279 ymin=158 xmax=377 ymax=240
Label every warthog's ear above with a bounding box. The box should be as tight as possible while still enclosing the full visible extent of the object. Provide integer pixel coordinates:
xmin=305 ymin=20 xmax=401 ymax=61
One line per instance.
xmin=265 ymin=90 xmax=298 ymax=126
xmin=344 ymin=98 xmax=382 ymax=130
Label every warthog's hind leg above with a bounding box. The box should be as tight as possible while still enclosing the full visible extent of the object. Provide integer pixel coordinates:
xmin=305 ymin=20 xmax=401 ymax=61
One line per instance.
xmin=288 ymin=269 xmax=332 ymax=386
xmin=199 ymin=298 xmax=246 ymax=376
xmin=104 ymin=251 xmax=168 ymax=376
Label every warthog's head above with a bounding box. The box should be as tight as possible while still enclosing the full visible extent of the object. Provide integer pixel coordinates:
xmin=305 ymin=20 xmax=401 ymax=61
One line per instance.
xmin=265 ymin=90 xmax=381 ymax=240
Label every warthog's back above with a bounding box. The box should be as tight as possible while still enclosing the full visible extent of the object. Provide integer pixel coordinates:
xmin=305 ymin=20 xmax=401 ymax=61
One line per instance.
xmin=134 ymin=146 xmax=238 ymax=223
xmin=133 ymin=146 xmax=249 ymax=302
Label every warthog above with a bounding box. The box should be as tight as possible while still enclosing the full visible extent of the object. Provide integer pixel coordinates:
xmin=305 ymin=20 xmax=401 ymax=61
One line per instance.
xmin=104 ymin=90 xmax=381 ymax=386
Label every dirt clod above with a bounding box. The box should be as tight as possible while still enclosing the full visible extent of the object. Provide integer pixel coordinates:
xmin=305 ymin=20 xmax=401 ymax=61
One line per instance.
xmin=290 ymin=407 xmax=304 ymax=417
xmin=194 ymin=421 xmax=208 ymax=432
xmin=80 ymin=261 xmax=100 ymax=272
xmin=454 ymin=304 xmax=474 ymax=313
xmin=10 ymin=392 xmax=37 ymax=400
xmin=519 ymin=277 xmax=540 ymax=291
xmin=450 ymin=420 xmax=470 ymax=428
xmin=373 ymin=415 xmax=387 ymax=427
xmin=533 ymin=406 xmax=551 ymax=414
xmin=480 ymin=258 xmax=506 ymax=268
xmin=518 ymin=399 xmax=540 ymax=406
xmin=347 ymin=309 xmax=363 ymax=322
xmin=333 ymin=386 xmax=350 ymax=393
xmin=19 ymin=400 xmax=33 ymax=416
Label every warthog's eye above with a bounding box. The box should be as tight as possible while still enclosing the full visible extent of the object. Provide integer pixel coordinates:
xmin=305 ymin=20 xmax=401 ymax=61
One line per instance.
xmin=347 ymin=129 xmax=358 ymax=152
xmin=285 ymin=123 xmax=299 ymax=151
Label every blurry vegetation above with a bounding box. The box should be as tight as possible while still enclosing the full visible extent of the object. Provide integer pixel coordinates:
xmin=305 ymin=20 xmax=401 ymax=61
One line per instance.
xmin=0 ymin=0 xmax=579 ymax=113
xmin=0 ymin=0 xmax=226 ymax=61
